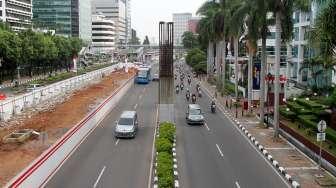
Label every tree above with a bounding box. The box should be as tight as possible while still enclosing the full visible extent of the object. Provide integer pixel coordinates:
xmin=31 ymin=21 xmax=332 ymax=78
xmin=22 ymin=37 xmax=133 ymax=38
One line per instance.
xmin=0 ymin=30 xmax=21 ymax=82
xmin=19 ymin=29 xmax=37 ymax=76
xmin=197 ymin=1 xmax=220 ymax=76
xmin=227 ymin=0 xmax=246 ymax=117
xmin=182 ymin=31 xmax=198 ymax=49
xmin=233 ymin=0 xmax=274 ymax=120
xmin=143 ymin=36 xmax=150 ymax=45
xmin=270 ymin=0 xmax=310 ymax=138
xmin=309 ymin=0 xmax=336 ymax=66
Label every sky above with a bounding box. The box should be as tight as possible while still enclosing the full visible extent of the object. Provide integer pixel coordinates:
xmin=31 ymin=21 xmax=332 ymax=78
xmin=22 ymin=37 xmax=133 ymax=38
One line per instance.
xmin=131 ymin=0 xmax=205 ymax=44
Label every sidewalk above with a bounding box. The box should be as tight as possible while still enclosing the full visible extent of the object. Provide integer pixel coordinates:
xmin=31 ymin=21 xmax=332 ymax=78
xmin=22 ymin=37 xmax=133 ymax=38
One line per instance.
xmin=201 ymin=80 xmax=336 ymax=188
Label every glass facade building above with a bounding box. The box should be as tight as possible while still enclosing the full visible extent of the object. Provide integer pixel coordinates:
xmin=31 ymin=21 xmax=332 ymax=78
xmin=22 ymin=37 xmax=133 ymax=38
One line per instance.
xmin=33 ymin=0 xmax=91 ymax=41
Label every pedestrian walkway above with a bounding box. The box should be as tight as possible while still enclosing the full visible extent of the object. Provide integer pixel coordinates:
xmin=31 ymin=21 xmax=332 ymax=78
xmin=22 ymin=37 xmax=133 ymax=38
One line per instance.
xmin=201 ymin=80 xmax=336 ymax=188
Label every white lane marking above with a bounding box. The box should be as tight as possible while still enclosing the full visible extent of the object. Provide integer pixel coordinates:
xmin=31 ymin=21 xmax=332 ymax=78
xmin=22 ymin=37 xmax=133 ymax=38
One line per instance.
xmin=235 ymin=181 xmax=241 ymax=188
xmin=204 ymin=123 xmax=210 ymax=131
xmin=216 ymin=144 xmax=224 ymax=157
xmin=134 ymin=103 xmax=138 ymax=109
xmin=201 ymin=82 xmax=291 ymax=188
xmin=148 ymin=105 xmax=159 ymax=188
xmin=115 ymin=139 xmax=119 ymax=146
xmin=93 ymin=166 xmax=106 ymax=188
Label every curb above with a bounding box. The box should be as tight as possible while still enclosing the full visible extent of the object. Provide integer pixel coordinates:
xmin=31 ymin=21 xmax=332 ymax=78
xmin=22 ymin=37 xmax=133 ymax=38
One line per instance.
xmin=152 ymin=125 xmax=180 ymax=188
xmin=226 ymin=114 xmax=300 ymax=188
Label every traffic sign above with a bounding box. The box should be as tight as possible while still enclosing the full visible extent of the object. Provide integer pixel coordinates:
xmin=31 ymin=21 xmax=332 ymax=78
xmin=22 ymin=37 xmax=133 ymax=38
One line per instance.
xmin=317 ymin=120 xmax=327 ymax=133
xmin=317 ymin=133 xmax=326 ymax=142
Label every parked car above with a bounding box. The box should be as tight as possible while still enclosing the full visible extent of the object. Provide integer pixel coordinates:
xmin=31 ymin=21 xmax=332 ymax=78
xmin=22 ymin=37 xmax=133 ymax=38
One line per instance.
xmin=114 ymin=111 xmax=138 ymax=138
xmin=152 ymin=73 xmax=159 ymax=81
xmin=26 ymin=84 xmax=42 ymax=92
xmin=186 ymin=104 xmax=205 ymax=125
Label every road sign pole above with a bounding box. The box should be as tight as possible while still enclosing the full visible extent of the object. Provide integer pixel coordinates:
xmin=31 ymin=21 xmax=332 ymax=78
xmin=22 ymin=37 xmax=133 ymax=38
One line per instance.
xmin=319 ymin=140 xmax=322 ymax=170
xmin=317 ymin=120 xmax=327 ymax=171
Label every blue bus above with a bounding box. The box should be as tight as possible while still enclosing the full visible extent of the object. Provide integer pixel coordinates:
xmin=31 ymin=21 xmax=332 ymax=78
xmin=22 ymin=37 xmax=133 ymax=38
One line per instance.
xmin=135 ymin=67 xmax=151 ymax=84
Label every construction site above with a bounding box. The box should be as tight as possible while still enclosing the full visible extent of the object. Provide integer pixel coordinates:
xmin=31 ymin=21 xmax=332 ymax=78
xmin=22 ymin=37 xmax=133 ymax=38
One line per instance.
xmin=0 ymin=68 xmax=135 ymax=186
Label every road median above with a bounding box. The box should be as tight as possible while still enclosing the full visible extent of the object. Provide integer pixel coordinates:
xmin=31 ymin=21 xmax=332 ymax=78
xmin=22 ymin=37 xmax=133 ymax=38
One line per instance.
xmin=153 ymin=122 xmax=179 ymax=188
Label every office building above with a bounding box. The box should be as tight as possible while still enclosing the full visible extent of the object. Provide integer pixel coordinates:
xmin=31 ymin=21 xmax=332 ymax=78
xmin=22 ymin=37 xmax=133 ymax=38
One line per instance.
xmin=33 ymin=0 xmax=92 ymax=41
xmin=0 ymin=0 xmax=33 ymax=31
xmin=287 ymin=1 xmax=329 ymax=87
xmin=173 ymin=13 xmax=192 ymax=45
xmin=91 ymin=13 xmax=115 ymax=53
xmin=92 ymin=0 xmax=131 ymax=45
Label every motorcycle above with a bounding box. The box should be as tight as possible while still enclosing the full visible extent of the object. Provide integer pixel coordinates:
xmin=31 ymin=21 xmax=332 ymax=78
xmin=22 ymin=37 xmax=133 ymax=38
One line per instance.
xmin=186 ymin=93 xmax=190 ymax=101
xmin=198 ymin=90 xmax=202 ymax=98
xmin=191 ymin=95 xmax=196 ymax=104
xmin=176 ymin=87 xmax=179 ymax=94
xmin=211 ymin=103 xmax=216 ymax=113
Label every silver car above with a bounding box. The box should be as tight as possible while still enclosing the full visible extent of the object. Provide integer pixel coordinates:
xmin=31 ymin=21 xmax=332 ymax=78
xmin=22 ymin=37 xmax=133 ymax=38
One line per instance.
xmin=186 ymin=104 xmax=205 ymax=125
xmin=115 ymin=111 xmax=138 ymax=138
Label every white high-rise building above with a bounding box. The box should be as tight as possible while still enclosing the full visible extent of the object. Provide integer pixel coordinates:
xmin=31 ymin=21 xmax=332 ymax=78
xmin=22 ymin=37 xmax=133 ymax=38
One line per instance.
xmin=0 ymin=0 xmax=33 ymax=31
xmin=92 ymin=0 xmax=131 ymax=45
xmin=173 ymin=13 xmax=192 ymax=45
xmin=92 ymin=13 xmax=115 ymax=53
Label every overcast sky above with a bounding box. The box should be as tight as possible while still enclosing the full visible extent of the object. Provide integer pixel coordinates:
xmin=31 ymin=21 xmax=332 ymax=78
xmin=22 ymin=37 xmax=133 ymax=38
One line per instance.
xmin=131 ymin=0 xmax=205 ymax=43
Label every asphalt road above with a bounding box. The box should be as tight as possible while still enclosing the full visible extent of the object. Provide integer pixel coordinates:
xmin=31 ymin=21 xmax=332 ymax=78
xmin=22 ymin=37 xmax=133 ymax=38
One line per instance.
xmin=174 ymin=69 xmax=289 ymax=188
xmin=46 ymin=65 xmax=159 ymax=188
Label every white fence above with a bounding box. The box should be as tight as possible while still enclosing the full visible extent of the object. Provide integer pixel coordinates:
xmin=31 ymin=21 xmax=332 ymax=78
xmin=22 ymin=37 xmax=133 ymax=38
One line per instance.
xmin=5 ymin=75 xmax=134 ymax=188
xmin=0 ymin=63 xmax=133 ymax=121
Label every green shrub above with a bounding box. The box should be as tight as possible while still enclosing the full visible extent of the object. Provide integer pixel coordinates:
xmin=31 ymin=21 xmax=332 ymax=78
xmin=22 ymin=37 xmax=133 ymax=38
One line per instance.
xmin=157 ymin=152 xmax=174 ymax=188
xmin=287 ymin=102 xmax=313 ymax=115
xmin=298 ymin=115 xmax=317 ymax=130
xmin=155 ymin=138 xmax=173 ymax=153
xmin=280 ymin=107 xmax=296 ymax=121
xmin=159 ymin=122 xmax=176 ymax=142
xmin=296 ymin=98 xmax=324 ymax=109
xmin=326 ymin=128 xmax=336 ymax=144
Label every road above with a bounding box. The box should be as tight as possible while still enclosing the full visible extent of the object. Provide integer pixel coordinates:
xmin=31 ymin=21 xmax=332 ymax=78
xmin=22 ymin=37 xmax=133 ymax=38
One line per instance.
xmin=46 ymin=64 xmax=159 ymax=188
xmin=45 ymin=61 xmax=288 ymax=188
xmin=174 ymin=70 xmax=289 ymax=188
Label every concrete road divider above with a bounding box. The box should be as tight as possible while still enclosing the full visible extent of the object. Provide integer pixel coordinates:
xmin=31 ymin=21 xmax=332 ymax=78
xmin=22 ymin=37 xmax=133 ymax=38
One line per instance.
xmin=5 ymin=75 xmax=135 ymax=188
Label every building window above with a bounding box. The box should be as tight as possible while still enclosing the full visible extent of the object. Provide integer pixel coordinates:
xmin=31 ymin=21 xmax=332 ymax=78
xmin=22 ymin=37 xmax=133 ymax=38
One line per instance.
xmin=292 ymin=45 xmax=298 ymax=58
xmin=294 ymin=28 xmax=299 ymax=41
xmin=302 ymin=70 xmax=308 ymax=81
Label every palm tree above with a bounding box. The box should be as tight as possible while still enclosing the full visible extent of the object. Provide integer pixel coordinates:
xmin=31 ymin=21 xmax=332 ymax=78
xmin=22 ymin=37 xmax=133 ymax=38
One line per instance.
xmin=197 ymin=1 xmax=220 ymax=76
xmin=228 ymin=0 xmax=245 ymax=117
xmin=232 ymin=0 xmax=262 ymax=114
xmin=270 ymin=0 xmax=311 ymax=138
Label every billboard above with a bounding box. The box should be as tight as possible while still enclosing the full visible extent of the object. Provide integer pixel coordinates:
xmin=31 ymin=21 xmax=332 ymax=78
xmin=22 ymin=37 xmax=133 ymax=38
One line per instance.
xmin=253 ymin=62 xmax=261 ymax=90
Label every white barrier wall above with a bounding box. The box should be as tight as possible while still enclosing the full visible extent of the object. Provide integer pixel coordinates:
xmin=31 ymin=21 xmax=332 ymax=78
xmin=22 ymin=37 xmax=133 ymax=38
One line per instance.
xmin=0 ymin=63 xmax=133 ymax=121
xmin=6 ymin=75 xmax=134 ymax=188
